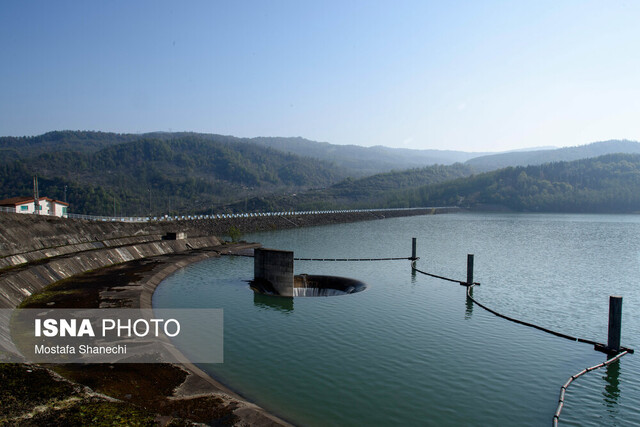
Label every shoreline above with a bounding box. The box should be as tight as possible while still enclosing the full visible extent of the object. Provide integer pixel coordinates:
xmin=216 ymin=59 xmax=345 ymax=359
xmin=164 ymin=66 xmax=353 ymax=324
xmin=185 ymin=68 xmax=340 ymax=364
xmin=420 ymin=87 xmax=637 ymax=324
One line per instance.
xmin=10 ymin=244 xmax=292 ymax=426
xmin=138 ymin=245 xmax=295 ymax=426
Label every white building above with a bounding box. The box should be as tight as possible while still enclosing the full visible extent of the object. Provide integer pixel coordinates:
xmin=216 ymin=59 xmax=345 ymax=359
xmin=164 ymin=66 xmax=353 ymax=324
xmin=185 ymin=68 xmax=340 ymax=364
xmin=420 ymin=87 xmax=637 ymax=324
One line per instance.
xmin=0 ymin=196 xmax=69 ymax=217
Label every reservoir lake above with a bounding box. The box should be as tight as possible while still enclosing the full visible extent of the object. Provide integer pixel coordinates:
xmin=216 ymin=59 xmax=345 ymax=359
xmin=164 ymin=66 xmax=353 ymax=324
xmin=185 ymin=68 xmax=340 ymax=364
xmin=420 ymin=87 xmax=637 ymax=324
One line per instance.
xmin=153 ymin=213 xmax=640 ymax=426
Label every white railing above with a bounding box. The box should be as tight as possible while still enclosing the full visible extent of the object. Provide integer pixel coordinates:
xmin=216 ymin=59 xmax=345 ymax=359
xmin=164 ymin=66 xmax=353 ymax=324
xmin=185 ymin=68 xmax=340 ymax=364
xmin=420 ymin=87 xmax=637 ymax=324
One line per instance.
xmin=67 ymin=213 xmax=149 ymax=222
xmin=0 ymin=207 xmax=452 ymax=223
xmin=2 ymin=205 xmax=456 ymax=223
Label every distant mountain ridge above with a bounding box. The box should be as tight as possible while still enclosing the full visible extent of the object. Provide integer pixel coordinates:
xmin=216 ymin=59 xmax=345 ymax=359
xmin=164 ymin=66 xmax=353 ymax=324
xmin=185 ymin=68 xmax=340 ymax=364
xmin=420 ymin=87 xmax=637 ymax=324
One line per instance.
xmin=465 ymin=140 xmax=640 ymax=171
xmin=219 ymin=163 xmax=475 ymax=212
xmin=250 ymin=137 xmax=488 ymax=176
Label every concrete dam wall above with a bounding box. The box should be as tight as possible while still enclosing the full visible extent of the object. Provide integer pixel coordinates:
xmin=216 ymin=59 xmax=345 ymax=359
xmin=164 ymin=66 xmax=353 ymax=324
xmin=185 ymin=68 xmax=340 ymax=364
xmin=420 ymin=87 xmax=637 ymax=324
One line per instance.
xmin=0 ymin=235 xmax=222 ymax=309
xmin=252 ymin=249 xmax=368 ymax=298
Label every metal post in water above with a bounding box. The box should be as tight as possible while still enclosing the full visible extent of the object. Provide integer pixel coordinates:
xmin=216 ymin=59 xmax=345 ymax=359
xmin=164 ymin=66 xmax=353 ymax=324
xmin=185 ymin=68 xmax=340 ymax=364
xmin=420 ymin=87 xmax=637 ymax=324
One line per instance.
xmin=608 ymin=296 xmax=622 ymax=353
xmin=411 ymin=238 xmax=417 ymax=261
xmin=466 ymin=254 xmax=474 ymax=285
xmin=410 ymin=237 xmax=418 ymax=275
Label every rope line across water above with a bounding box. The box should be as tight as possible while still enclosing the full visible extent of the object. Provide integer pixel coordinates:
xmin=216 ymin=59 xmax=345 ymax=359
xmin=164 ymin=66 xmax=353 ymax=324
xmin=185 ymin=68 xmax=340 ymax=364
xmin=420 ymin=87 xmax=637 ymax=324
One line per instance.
xmin=411 ymin=265 xmax=480 ymax=285
xmin=552 ymin=350 xmax=629 ymax=426
xmin=294 ymin=257 xmax=413 ymax=262
xmin=412 ymin=262 xmax=634 ymax=425
xmin=465 ymin=283 xmax=582 ymax=342
xmin=464 ymin=283 xmax=633 ymax=351
xmin=229 ymin=252 xmax=413 ymax=262
xmin=412 ymin=261 xmax=601 ymax=344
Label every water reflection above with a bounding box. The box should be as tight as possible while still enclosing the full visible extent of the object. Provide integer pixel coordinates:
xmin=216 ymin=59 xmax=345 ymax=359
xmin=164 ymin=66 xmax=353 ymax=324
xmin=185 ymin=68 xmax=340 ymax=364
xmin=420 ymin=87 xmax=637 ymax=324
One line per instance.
xmin=465 ymin=287 xmax=474 ymax=320
xmin=253 ymin=292 xmax=294 ymax=313
xmin=603 ymin=359 xmax=621 ymax=410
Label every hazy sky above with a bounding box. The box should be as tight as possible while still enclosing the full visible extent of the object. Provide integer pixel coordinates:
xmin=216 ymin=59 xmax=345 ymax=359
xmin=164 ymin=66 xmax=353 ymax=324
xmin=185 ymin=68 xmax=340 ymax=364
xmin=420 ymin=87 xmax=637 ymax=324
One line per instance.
xmin=1 ymin=1 xmax=639 ymax=152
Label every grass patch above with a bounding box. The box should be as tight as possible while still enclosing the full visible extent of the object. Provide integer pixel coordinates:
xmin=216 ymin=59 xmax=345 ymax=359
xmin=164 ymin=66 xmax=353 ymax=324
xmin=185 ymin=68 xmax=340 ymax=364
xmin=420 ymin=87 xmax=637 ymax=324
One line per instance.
xmin=51 ymin=363 xmax=187 ymax=405
xmin=0 ymin=364 xmax=76 ymax=421
xmin=20 ymin=398 xmax=157 ymax=426
xmin=19 ymin=260 xmax=158 ymax=309
xmin=161 ymin=396 xmax=238 ymax=425
xmin=51 ymin=364 xmax=238 ymax=424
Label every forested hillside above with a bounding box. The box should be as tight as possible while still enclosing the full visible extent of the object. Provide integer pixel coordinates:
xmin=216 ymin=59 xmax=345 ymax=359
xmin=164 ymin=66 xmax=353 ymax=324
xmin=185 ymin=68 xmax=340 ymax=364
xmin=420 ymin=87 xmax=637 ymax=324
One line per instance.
xmin=4 ymin=131 xmax=640 ymax=216
xmin=1 ymin=131 xmax=485 ymax=176
xmin=251 ymin=137 xmax=486 ymax=176
xmin=0 ymin=134 xmax=347 ymax=215
xmin=213 ymin=163 xmax=475 ymax=212
xmin=385 ymin=154 xmax=640 ymax=212
xmin=0 ymin=131 xmax=138 ymax=162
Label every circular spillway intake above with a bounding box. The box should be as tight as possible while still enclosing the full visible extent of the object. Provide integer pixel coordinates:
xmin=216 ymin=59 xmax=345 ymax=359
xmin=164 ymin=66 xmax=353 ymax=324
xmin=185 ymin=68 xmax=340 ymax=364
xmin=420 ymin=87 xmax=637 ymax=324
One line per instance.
xmin=251 ymin=274 xmax=367 ymax=297
xmin=293 ymin=274 xmax=367 ymax=297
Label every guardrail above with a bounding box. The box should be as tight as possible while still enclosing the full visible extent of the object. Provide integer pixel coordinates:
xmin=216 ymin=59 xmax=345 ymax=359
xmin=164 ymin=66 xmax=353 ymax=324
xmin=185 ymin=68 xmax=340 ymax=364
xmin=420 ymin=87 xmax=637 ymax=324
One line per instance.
xmin=0 ymin=207 xmax=453 ymax=223
xmin=66 ymin=213 xmax=150 ymax=222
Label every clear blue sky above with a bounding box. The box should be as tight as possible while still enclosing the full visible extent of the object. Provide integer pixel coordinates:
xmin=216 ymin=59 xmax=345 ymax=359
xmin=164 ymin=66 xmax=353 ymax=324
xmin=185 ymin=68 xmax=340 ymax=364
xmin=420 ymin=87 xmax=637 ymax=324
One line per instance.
xmin=1 ymin=0 xmax=639 ymax=152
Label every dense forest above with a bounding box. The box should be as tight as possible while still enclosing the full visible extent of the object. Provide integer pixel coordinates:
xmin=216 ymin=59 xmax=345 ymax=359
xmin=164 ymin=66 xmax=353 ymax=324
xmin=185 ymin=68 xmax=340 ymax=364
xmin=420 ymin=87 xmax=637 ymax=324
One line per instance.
xmin=0 ymin=131 xmax=139 ymax=161
xmin=216 ymin=154 xmax=640 ymax=213
xmin=251 ymin=137 xmax=484 ymax=176
xmin=381 ymin=154 xmax=640 ymax=213
xmin=0 ymin=132 xmax=348 ymax=215
xmin=212 ymin=163 xmax=475 ymax=212
xmin=0 ymin=131 xmax=479 ymax=176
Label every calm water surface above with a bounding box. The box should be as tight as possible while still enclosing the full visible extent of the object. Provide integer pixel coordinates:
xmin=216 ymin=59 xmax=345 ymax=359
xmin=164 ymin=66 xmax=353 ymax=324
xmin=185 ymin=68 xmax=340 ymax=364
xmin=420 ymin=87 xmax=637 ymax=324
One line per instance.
xmin=154 ymin=213 xmax=640 ymax=426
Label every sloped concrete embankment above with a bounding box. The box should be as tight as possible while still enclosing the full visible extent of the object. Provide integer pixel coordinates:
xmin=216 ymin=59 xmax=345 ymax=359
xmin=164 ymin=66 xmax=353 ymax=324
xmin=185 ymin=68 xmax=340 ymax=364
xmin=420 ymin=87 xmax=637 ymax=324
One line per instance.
xmin=0 ymin=235 xmax=221 ymax=309
xmin=0 ymin=208 xmax=450 ymax=270
xmin=0 ymin=234 xmax=166 ymax=271
xmin=0 ymin=213 xmax=170 ymax=257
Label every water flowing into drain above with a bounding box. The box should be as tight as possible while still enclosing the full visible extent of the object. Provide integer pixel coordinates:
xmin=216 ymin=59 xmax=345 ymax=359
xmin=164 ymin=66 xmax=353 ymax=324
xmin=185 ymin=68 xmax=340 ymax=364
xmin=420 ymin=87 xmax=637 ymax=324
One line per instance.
xmin=292 ymin=288 xmax=350 ymax=297
xmin=292 ymin=274 xmax=366 ymax=297
xmin=251 ymin=274 xmax=367 ymax=298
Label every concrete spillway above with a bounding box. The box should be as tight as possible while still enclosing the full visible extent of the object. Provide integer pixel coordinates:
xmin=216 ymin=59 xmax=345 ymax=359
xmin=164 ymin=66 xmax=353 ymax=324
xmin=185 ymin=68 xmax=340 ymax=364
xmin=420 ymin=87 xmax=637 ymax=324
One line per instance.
xmin=292 ymin=274 xmax=367 ymax=297
xmin=251 ymin=273 xmax=368 ymax=297
xmin=252 ymin=248 xmax=367 ymax=297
